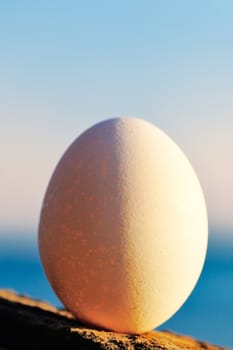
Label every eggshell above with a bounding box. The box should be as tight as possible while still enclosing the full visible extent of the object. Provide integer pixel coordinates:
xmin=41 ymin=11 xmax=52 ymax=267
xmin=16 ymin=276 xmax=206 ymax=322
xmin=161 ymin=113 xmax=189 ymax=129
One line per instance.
xmin=38 ymin=117 xmax=208 ymax=333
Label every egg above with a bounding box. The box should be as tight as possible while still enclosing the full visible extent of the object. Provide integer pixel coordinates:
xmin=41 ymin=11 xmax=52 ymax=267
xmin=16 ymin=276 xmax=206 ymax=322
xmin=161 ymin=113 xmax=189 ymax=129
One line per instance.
xmin=38 ymin=117 xmax=208 ymax=333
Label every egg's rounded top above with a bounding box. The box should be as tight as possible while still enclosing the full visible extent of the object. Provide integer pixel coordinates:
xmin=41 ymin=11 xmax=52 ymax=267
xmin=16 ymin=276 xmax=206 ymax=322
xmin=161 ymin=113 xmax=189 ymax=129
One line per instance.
xmin=39 ymin=116 xmax=208 ymax=333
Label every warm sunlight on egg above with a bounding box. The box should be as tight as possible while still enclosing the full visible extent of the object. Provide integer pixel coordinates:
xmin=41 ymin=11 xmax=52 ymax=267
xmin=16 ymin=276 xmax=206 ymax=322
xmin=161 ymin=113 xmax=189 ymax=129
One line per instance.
xmin=38 ymin=117 xmax=208 ymax=333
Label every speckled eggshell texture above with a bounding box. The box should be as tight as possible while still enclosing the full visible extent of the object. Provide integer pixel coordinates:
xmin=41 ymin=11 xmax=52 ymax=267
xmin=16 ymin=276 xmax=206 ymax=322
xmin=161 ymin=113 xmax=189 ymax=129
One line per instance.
xmin=38 ymin=117 xmax=208 ymax=333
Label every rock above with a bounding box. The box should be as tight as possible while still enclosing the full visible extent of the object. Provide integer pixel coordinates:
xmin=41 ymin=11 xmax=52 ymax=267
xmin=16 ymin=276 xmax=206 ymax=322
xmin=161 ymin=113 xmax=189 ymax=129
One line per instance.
xmin=0 ymin=289 xmax=227 ymax=350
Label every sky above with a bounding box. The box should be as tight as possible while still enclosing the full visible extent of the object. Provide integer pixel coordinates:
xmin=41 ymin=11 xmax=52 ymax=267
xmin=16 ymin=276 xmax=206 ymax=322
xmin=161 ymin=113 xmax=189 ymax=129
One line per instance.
xmin=1 ymin=1 xmax=233 ymax=240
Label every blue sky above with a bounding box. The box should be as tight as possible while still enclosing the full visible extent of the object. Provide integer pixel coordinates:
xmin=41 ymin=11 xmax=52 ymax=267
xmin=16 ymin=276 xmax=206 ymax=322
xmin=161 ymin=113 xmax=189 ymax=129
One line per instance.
xmin=1 ymin=1 xmax=233 ymax=238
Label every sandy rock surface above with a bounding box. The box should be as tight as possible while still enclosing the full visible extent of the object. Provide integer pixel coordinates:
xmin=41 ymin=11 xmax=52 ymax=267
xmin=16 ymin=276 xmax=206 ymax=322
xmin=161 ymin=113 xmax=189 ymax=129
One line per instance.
xmin=0 ymin=289 xmax=227 ymax=349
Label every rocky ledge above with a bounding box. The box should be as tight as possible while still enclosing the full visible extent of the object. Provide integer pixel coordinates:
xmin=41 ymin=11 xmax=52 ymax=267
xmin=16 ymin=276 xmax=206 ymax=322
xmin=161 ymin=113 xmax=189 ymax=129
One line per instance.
xmin=0 ymin=289 xmax=227 ymax=350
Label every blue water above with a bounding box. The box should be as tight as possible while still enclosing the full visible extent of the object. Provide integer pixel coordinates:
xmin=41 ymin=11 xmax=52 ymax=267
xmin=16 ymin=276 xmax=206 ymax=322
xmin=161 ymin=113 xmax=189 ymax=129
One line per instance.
xmin=0 ymin=234 xmax=232 ymax=348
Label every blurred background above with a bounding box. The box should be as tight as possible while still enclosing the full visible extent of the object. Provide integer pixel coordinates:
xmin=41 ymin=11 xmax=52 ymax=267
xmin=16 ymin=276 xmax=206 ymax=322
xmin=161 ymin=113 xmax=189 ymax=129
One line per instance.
xmin=0 ymin=1 xmax=232 ymax=348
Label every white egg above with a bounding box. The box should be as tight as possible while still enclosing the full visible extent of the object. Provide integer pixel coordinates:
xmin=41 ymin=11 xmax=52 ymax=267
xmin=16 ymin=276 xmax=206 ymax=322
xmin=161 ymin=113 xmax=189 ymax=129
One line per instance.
xmin=38 ymin=117 xmax=208 ymax=333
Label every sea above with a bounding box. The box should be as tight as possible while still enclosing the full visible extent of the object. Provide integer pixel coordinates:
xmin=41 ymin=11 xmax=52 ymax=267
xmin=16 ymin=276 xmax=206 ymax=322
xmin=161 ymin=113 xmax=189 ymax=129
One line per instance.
xmin=0 ymin=230 xmax=232 ymax=349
